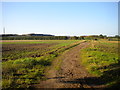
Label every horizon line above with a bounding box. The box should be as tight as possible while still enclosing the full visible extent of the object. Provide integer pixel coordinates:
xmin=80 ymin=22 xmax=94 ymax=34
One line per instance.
xmin=0 ymin=33 xmax=118 ymax=37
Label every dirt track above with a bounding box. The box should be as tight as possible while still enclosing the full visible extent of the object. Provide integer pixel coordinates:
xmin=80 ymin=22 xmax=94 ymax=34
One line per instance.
xmin=33 ymin=42 xmax=104 ymax=89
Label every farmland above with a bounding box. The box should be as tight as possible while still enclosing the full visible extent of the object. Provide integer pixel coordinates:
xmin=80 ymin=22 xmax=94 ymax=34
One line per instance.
xmin=81 ymin=40 xmax=120 ymax=88
xmin=2 ymin=40 xmax=83 ymax=88
xmin=1 ymin=40 xmax=120 ymax=88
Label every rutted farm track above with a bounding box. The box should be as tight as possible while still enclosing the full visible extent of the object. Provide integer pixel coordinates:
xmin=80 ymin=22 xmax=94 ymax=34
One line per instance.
xmin=33 ymin=42 xmax=103 ymax=89
xmin=2 ymin=40 xmax=119 ymax=89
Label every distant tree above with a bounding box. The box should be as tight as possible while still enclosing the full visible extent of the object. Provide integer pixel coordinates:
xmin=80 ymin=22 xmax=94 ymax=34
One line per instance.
xmin=99 ymin=34 xmax=107 ymax=39
xmin=99 ymin=34 xmax=104 ymax=38
xmin=73 ymin=36 xmax=78 ymax=40
xmin=79 ymin=36 xmax=85 ymax=40
xmin=115 ymin=35 xmax=120 ymax=38
xmin=69 ymin=36 xmax=78 ymax=40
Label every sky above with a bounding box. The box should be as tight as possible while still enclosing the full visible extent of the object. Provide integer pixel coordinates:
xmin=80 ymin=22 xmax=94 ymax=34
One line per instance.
xmin=1 ymin=2 xmax=118 ymax=36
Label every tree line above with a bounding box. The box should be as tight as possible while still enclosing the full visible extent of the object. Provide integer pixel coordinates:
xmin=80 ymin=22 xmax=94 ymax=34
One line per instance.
xmin=1 ymin=34 xmax=120 ymax=41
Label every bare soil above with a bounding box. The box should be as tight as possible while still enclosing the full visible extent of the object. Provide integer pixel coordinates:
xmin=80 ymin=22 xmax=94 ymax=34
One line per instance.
xmin=2 ymin=43 xmax=56 ymax=61
xmin=33 ymin=42 xmax=105 ymax=89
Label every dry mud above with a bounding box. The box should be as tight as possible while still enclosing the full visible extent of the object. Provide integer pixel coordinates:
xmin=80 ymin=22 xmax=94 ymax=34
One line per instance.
xmin=33 ymin=42 xmax=105 ymax=89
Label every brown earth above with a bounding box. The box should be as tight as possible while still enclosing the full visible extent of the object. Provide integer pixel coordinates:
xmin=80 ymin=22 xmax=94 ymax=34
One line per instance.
xmin=2 ymin=43 xmax=56 ymax=61
xmin=32 ymin=42 xmax=105 ymax=89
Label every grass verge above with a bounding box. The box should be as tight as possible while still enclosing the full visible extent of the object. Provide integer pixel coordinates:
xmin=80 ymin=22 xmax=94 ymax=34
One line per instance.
xmin=81 ymin=40 xmax=120 ymax=88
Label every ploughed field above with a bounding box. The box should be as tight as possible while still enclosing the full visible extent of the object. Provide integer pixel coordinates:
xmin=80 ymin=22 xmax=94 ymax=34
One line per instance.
xmin=2 ymin=40 xmax=79 ymax=61
xmin=2 ymin=40 xmax=82 ymax=88
xmin=2 ymin=40 xmax=120 ymax=89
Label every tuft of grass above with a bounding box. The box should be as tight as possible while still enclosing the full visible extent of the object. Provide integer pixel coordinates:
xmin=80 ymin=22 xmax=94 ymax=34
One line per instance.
xmin=2 ymin=57 xmax=52 ymax=88
xmin=2 ymin=40 xmax=83 ymax=88
xmin=81 ymin=40 xmax=120 ymax=87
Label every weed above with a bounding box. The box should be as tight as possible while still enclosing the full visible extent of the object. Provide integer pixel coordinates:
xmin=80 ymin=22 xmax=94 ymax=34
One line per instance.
xmin=2 ymin=40 xmax=83 ymax=88
xmin=81 ymin=40 xmax=120 ymax=87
